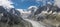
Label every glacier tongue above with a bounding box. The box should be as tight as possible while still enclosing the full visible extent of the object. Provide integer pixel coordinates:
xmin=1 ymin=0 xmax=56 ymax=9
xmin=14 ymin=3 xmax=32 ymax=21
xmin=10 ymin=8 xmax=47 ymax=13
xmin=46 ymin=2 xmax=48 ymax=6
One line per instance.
xmin=24 ymin=19 xmax=45 ymax=27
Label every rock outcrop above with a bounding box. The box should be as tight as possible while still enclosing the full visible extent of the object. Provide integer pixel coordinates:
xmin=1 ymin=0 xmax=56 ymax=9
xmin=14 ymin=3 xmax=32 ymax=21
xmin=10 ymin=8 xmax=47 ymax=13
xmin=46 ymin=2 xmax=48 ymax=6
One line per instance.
xmin=0 ymin=6 xmax=32 ymax=27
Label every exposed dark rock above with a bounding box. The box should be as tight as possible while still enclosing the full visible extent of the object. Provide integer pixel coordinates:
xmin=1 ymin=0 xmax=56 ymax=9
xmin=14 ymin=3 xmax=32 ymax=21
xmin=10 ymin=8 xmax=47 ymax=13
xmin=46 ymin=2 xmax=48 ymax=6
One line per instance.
xmin=34 ymin=6 xmax=47 ymax=15
xmin=0 ymin=6 xmax=6 ymax=13
xmin=0 ymin=6 xmax=33 ymax=27
xmin=9 ymin=8 xmax=21 ymax=16
xmin=34 ymin=4 xmax=60 ymax=15
xmin=0 ymin=6 xmax=21 ymax=24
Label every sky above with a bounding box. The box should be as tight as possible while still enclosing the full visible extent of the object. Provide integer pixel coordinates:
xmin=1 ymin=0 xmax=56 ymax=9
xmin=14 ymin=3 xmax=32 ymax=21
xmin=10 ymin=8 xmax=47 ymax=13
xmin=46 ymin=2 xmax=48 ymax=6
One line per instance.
xmin=11 ymin=0 xmax=55 ymax=9
xmin=0 ymin=0 xmax=55 ymax=9
xmin=11 ymin=0 xmax=40 ymax=9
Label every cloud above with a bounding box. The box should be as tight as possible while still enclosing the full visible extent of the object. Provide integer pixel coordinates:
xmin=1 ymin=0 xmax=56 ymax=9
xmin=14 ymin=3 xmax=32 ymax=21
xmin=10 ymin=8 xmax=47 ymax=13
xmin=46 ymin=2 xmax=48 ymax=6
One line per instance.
xmin=16 ymin=9 xmax=24 ymax=13
xmin=16 ymin=9 xmax=31 ymax=14
xmin=16 ymin=6 xmax=38 ymax=15
xmin=28 ymin=6 xmax=38 ymax=10
xmin=28 ymin=6 xmax=38 ymax=12
xmin=36 ymin=0 xmax=43 ymax=3
xmin=36 ymin=0 xmax=48 ymax=6
xmin=0 ymin=0 xmax=14 ymax=9
xmin=54 ymin=0 xmax=60 ymax=8
xmin=36 ymin=0 xmax=55 ymax=5
xmin=36 ymin=0 xmax=60 ymax=8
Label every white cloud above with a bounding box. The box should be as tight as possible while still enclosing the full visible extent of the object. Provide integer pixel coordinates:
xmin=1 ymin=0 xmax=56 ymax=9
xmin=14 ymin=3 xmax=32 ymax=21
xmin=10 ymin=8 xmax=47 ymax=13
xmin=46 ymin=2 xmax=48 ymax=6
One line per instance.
xmin=54 ymin=0 xmax=60 ymax=8
xmin=36 ymin=0 xmax=43 ymax=3
xmin=28 ymin=6 xmax=38 ymax=13
xmin=28 ymin=6 xmax=38 ymax=10
xmin=36 ymin=0 xmax=60 ymax=8
xmin=36 ymin=0 xmax=48 ymax=6
xmin=16 ymin=9 xmax=24 ymax=13
xmin=16 ymin=6 xmax=38 ymax=16
xmin=16 ymin=6 xmax=38 ymax=14
xmin=16 ymin=9 xmax=31 ymax=15
xmin=0 ymin=0 xmax=14 ymax=9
